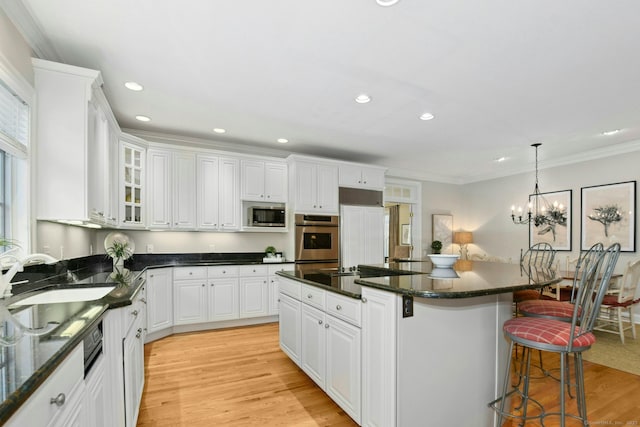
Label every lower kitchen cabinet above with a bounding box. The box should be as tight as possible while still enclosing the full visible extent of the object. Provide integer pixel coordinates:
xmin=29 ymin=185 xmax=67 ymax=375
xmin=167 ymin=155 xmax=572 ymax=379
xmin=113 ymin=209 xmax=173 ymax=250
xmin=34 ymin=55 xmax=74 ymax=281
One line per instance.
xmin=84 ymin=354 xmax=107 ymax=427
xmin=301 ymin=304 xmax=361 ymax=424
xmin=279 ymin=275 xmax=362 ymax=424
xmin=5 ymin=344 xmax=86 ymax=427
xmin=278 ymin=292 xmax=302 ymax=365
xmin=239 ymin=276 xmax=269 ymax=318
xmin=208 ymin=277 xmax=239 ymax=321
xmin=123 ymin=314 xmax=145 ymax=427
xmin=174 ymin=280 xmax=207 ymax=324
xmin=146 ymin=268 xmax=173 ymax=334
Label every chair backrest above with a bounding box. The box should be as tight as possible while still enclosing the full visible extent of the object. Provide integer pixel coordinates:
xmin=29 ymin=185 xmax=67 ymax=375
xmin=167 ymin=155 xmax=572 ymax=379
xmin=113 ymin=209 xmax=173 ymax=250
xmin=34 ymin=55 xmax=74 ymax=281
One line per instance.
xmin=521 ymin=242 xmax=556 ymax=270
xmin=569 ymin=243 xmax=621 ymax=351
xmin=569 ymin=242 xmax=604 ymax=302
xmin=616 ymin=258 xmax=640 ymax=304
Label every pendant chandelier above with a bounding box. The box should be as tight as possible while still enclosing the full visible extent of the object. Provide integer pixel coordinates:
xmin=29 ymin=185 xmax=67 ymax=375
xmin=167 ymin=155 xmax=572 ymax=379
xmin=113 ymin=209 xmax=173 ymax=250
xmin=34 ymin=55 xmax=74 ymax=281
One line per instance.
xmin=511 ymin=143 xmax=565 ymax=227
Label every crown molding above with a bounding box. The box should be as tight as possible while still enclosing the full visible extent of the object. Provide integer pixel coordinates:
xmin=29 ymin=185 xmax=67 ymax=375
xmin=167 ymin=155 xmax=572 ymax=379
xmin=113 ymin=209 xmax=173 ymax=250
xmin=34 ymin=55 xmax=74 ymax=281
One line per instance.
xmin=0 ymin=0 xmax=61 ymax=61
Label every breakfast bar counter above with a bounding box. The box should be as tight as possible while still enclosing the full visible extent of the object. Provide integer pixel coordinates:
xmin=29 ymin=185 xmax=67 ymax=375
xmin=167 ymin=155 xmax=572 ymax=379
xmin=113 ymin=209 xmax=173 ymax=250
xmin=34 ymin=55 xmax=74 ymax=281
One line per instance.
xmin=277 ymin=261 xmax=562 ymax=427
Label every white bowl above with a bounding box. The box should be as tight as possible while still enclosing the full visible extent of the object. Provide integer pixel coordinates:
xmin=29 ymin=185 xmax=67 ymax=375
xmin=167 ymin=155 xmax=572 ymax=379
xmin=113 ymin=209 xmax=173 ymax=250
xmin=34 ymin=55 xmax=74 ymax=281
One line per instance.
xmin=427 ymin=254 xmax=460 ymax=268
xmin=429 ymin=267 xmax=460 ymax=279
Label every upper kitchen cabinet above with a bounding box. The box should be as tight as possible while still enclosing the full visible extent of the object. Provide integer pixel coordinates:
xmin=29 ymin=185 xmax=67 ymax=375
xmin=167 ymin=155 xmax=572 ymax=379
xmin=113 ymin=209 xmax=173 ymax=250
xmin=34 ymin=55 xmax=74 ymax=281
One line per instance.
xmin=288 ymin=156 xmax=339 ymax=215
xmin=197 ymin=155 xmax=240 ymax=231
xmin=33 ymin=58 xmax=120 ymax=226
xmin=338 ymin=163 xmax=386 ymax=191
xmin=120 ymin=133 xmax=146 ymax=228
xmin=241 ymin=160 xmax=287 ymax=203
xmin=146 ymin=148 xmax=197 ymax=230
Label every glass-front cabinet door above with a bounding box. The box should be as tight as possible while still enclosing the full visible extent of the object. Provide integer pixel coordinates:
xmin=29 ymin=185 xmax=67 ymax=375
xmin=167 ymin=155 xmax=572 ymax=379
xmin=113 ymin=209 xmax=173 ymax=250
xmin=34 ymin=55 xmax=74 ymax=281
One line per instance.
xmin=120 ymin=138 xmax=146 ymax=227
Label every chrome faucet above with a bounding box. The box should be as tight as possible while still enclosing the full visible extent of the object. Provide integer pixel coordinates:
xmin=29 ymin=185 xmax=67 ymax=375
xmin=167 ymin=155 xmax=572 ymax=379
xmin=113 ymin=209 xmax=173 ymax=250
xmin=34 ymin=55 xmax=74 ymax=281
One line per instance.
xmin=0 ymin=251 xmax=59 ymax=298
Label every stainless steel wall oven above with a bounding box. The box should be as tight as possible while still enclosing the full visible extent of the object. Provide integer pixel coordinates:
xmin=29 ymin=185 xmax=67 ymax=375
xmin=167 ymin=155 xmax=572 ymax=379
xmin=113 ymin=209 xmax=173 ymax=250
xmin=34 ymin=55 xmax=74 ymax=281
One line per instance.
xmin=294 ymin=214 xmax=339 ymax=271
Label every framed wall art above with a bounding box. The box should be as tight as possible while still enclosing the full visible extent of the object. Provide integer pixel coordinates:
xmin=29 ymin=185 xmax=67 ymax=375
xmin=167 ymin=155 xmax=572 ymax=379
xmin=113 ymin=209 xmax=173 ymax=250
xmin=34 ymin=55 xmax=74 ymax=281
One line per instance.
xmin=581 ymin=181 xmax=636 ymax=252
xmin=432 ymin=214 xmax=453 ymax=253
xmin=401 ymin=224 xmax=411 ymax=245
xmin=529 ymin=190 xmax=572 ymax=251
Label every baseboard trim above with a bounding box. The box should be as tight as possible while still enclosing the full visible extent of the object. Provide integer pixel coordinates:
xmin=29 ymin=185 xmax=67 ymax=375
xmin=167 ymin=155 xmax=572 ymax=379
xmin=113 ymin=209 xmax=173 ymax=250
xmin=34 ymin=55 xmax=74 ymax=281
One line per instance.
xmin=145 ymin=316 xmax=279 ymax=343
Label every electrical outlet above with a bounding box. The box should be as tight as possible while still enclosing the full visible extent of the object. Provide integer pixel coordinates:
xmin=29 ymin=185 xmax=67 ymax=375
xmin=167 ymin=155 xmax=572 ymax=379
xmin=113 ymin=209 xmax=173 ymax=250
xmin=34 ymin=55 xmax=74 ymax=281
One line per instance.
xmin=146 ymin=244 xmax=154 ymax=253
xmin=402 ymin=295 xmax=414 ymax=318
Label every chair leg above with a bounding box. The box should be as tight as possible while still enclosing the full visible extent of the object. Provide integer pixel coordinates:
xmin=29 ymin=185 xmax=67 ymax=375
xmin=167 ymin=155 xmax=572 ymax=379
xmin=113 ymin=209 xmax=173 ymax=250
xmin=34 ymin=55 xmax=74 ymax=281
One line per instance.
xmin=560 ymin=351 xmax=566 ymax=427
xmin=496 ymin=340 xmax=515 ymax=426
xmin=617 ymin=307 xmax=626 ymax=344
xmin=575 ymin=352 xmax=589 ymax=426
xmin=520 ymin=347 xmax=534 ymax=422
xmin=630 ymin=306 xmax=637 ymax=340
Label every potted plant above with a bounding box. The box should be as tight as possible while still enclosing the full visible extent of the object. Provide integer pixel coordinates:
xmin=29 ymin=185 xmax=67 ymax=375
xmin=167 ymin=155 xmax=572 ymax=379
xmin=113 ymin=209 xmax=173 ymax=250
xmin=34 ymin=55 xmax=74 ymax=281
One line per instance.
xmin=106 ymin=241 xmax=133 ymax=268
xmin=431 ymin=240 xmax=443 ymax=254
xmin=265 ymin=246 xmax=277 ymax=258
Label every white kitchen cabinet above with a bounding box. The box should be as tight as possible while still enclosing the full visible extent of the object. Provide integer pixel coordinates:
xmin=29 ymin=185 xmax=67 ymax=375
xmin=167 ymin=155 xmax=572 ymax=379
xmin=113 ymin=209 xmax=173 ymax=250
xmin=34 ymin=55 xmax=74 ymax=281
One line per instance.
xmin=84 ymin=354 xmax=107 ymax=427
xmin=340 ymin=205 xmax=385 ymax=271
xmin=239 ymin=265 xmax=269 ymax=318
xmin=218 ymin=157 xmax=241 ymax=230
xmin=289 ymin=157 xmax=339 ymax=214
xmin=301 ymin=303 xmax=327 ymax=388
xmin=278 ymin=291 xmax=302 ymax=365
xmin=339 ymin=164 xmax=386 ymax=190
xmin=123 ymin=314 xmax=145 ymax=427
xmin=33 ymin=58 xmax=120 ymax=225
xmin=172 ymin=152 xmax=197 ymax=228
xmin=147 ymin=148 xmax=172 ymax=228
xmin=208 ymin=277 xmax=239 ymax=321
xmin=146 ymin=268 xmax=173 ymax=334
xmin=196 ymin=155 xmax=241 ymax=230
xmin=241 ymin=160 xmax=287 ymax=202
xmin=5 ymin=344 xmax=86 ymax=427
xmin=147 ymin=149 xmax=197 ymax=229
xmin=300 ymin=294 xmax=361 ymax=424
xmin=361 ymin=286 xmax=397 ymax=427
xmin=174 ymin=280 xmax=208 ymax=325
xmin=120 ymin=134 xmax=146 ymax=228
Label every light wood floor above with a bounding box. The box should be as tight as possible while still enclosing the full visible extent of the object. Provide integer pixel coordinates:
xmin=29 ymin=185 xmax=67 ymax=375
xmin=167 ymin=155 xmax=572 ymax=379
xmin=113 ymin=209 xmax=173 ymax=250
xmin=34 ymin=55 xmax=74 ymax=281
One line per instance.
xmin=137 ymin=323 xmax=640 ymax=426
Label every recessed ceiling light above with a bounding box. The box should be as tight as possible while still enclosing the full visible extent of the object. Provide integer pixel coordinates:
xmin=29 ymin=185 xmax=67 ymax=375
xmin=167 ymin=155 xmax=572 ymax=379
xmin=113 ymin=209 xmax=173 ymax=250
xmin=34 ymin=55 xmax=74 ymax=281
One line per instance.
xmin=601 ymin=129 xmax=621 ymax=136
xmin=355 ymin=94 xmax=371 ymax=104
xmin=419 ymin=112 xmax=435 ymax=121
xmin=124 ymin=81 xmax=143 ymax=91
xmin=135 ymin=115 xmax=151 ymax=122
xmin=213 ymin=128 xmax=226 ymax=134
xmin=277 ymin=138 xmax=289 ymax=144
xmin=494 ymin=156 xmax=508 ymax=163
xmin=376 ymin=0 xmax=400 ymax=6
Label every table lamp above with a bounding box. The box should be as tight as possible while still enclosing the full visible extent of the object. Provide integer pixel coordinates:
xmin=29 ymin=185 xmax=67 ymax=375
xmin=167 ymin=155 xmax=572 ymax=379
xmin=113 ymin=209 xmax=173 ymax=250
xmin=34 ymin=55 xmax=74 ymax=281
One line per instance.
xmin=453 ymin=231 xmax=473 ymax=271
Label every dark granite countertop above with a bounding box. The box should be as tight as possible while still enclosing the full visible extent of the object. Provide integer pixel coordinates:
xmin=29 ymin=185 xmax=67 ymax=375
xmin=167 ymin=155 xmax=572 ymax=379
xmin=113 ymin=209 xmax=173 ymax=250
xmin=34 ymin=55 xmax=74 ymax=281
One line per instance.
xmin=0 ymin=252 xmax=294 ymax=423
xmin=277 ymin=261 xmax=561 ymax=301
xmin=356 ymin=261 xmax=561 ymax=299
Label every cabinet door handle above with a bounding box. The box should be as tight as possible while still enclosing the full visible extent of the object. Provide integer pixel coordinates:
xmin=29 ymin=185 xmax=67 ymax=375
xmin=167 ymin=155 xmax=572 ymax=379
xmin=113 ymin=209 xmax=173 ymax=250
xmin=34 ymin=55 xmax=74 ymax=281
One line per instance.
xmin=318 ymin=320 xmax=323 ymax=325
xmin=324 ymin=324 xmax=329 ymax=329
xmin=50 ymin=393 xmax=66 ymax=406
xmin=141 ymin=298 xmax=147 ymax=304
xmin=136 ymin=328 xmax=143 ymax=338
xmin=211 ymin=283 xmax=214 ymax=286
xmin=361 ymin=297 xmax=367 ymax=303
xmin=189 ymin=272 xmax=193 ymax=275
xmin=336 ymin=305 xmax=342 ymax=311
xmin=307 ymin=294 xmax=313 ymax=299
xmin=202 ymin=284 xmax=205 ymax=287
xmin=132 ymin=310 xmax=139 ymax=316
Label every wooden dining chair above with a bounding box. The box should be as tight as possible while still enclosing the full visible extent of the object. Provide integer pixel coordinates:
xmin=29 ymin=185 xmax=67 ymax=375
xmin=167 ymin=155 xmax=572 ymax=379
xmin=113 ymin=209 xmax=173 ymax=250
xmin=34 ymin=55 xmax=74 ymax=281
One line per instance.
xmin=595 ymin=257 xmax=640 ymax=343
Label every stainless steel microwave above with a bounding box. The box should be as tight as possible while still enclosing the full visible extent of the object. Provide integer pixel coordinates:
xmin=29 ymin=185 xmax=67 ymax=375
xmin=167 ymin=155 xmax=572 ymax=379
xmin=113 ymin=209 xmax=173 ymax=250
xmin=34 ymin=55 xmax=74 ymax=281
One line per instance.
xmin=248 ymin=207 xmax=286 ymax=227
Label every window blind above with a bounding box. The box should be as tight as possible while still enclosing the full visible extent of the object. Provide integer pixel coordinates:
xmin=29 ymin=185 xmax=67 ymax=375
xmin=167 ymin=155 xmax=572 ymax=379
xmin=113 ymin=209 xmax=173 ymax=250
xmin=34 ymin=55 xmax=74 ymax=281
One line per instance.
xmin=0 ymin=80 xmax=29 ymax=157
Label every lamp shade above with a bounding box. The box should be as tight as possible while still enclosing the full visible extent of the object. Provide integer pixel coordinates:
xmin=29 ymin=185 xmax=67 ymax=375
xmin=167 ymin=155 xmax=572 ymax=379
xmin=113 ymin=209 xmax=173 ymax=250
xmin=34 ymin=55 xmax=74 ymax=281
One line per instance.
xmin=453 ymin=231 xmax=473 ymax=245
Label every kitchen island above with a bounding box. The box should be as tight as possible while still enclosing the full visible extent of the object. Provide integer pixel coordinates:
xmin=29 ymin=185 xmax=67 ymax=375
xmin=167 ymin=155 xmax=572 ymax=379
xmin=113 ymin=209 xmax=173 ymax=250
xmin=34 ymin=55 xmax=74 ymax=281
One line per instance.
xmin=276 ymin=261 xmax=561 ymax=427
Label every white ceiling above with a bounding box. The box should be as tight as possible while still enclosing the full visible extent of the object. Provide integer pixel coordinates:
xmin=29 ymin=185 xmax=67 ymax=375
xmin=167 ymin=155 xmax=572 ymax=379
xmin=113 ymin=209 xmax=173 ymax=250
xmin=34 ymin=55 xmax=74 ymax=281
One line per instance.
xmin=8 ymin=0 xmax=640 ymax=183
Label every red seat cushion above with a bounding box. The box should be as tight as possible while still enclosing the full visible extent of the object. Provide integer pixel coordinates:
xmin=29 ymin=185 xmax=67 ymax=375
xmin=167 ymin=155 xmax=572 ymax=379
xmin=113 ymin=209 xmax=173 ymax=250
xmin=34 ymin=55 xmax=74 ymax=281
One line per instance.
xmin=601 ymin=295 xmax=640 ymax=308
xmin=518 ymin=299 xmax=577 ymax=320
xmin=503 ymin=317 xmax=595 ymax=350
xmin=513 ymin=289 xmax=541 ymax=303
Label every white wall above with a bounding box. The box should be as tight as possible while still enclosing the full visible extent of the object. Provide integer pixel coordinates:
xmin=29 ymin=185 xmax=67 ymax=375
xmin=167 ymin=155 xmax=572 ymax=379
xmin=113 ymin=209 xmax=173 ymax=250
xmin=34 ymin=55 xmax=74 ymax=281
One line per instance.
xmin=428 ymin=149 xmax=640 ymax=273
xmin=0 ymin=8 xmax=33 ymax=85
xmin=36 ymin=221 xmax=96 ymax=259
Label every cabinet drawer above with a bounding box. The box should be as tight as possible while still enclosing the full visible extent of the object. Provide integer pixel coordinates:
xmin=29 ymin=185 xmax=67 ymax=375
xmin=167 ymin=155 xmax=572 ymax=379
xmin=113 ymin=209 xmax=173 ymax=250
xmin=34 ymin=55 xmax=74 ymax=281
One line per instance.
xmin=6 ymin=345 xmax=84 ymax=427
xmin=239 ymin=265 xmax=268 ymax=277
xmin=279 ymin=277 xmax=301 ymax=300
xmin=326 ymin=292 xmax=361 ymax=327
xmin=174 ymin=266 xmax=207 ymax=280
xmin=208 ymin=265 xmax=239 ymax=278
xmin=302 ymin=283 xmax=325 ymax=310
